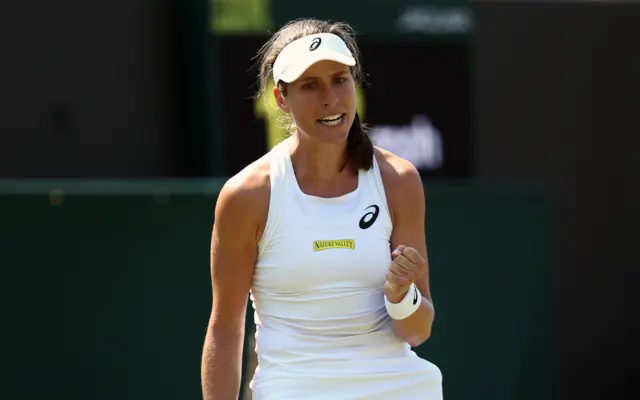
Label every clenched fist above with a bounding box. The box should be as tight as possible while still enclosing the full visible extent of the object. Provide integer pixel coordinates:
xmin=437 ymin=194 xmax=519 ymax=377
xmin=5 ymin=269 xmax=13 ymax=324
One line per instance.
xmin=384 ymin=245 xmax=427 ymax=303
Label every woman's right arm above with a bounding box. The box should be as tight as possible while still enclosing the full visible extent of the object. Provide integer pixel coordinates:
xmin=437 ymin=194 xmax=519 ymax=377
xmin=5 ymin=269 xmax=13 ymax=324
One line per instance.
xmin=201 ymin=171 xmax=268 ymax=400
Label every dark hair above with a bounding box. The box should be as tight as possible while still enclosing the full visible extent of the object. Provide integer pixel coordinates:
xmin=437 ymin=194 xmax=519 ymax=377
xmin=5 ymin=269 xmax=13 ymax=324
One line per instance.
xmin=255 ymin=18 xmax=374 ymax=171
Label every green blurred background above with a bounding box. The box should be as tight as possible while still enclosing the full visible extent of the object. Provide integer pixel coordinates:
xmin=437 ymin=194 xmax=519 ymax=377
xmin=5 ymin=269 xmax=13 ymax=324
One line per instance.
xmin=0 ymin=180 xmax=552 ymax=400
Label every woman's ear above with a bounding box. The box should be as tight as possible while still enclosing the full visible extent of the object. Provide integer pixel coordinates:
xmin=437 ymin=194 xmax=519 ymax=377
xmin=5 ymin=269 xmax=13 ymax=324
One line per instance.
xmin=273 ymin=85 xmax=290 ymax=113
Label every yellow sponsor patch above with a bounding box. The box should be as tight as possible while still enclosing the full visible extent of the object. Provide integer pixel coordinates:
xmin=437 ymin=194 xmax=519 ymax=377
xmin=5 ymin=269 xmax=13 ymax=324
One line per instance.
xmin=313 ymin=239 xmax=355 ymax=252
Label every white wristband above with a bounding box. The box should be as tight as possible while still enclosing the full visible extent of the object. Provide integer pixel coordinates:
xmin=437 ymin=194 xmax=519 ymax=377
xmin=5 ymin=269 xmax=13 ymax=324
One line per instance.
xmin=384 ymin=283 xmax=422 ymax=320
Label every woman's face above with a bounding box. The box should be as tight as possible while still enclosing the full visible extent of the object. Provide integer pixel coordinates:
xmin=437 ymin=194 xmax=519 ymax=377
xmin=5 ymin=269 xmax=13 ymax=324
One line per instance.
xmin=275 ymin=60 xmax=357 ymax=143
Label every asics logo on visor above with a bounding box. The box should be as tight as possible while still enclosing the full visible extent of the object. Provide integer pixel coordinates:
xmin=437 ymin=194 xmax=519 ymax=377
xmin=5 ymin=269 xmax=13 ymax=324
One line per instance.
xmin=309 ymin=37 xmax=322 ymax=51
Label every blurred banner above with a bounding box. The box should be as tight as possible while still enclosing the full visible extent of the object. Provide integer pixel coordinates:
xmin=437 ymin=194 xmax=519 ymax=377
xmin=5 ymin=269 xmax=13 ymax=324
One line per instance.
xmin=0 ymin=0 xmax=472 ymax=180
xmin=210 ymin=0 xmax=474 ymax=179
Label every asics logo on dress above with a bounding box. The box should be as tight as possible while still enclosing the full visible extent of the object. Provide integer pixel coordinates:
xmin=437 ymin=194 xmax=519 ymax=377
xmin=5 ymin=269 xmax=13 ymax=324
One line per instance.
xmin=359 ymin=205 xmax=379 ymax=229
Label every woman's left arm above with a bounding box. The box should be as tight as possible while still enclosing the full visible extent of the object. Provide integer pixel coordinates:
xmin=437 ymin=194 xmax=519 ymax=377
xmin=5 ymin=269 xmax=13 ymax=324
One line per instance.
xmin=383 ymin=159 xmax=435 ymax=347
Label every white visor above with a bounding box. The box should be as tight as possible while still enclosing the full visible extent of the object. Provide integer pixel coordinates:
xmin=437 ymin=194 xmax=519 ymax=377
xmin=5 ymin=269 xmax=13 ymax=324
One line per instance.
xmin=273 ymin=33 xmax=356 ymax=84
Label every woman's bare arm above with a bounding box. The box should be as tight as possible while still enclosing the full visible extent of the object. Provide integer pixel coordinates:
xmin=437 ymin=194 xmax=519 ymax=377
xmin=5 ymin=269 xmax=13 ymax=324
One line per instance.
xmin=201 ymin=163 xmax=270 ymax=400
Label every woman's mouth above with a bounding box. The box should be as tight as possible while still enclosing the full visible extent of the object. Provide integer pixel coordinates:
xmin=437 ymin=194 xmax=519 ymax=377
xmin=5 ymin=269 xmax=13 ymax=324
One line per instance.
xmin=318 ymin=113 xmax=345 ymax=128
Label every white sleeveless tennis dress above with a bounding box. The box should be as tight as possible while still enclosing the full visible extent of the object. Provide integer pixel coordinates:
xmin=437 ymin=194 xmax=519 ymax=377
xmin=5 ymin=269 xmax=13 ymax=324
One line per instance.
xmin=249 ymin=138 xmax=443 ymax=399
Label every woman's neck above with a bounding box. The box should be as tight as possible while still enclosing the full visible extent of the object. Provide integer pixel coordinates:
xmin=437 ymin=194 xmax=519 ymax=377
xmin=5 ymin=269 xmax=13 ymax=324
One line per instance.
xmin=289 ymin=134 xmax=351 ymax=186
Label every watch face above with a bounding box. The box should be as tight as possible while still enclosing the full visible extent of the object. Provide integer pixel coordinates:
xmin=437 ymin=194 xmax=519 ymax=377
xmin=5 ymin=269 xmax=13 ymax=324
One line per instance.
xmin=217 ymin=34 xmax=472 ymax=179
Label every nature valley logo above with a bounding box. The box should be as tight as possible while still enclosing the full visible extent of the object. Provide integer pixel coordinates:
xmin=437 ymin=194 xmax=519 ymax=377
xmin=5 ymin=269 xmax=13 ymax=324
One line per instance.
xmin=313 ymin=239 xmax=355 ymax=252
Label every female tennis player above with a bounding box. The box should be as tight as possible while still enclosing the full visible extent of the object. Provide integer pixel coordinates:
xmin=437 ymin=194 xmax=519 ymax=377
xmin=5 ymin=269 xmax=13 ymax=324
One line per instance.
xmin=202 ymin=18 xmax=443 ymax=400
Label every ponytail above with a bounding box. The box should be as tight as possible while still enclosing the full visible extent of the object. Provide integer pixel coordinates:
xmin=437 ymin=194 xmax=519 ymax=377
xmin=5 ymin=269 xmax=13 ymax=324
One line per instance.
xmin=345 ymin=113 xmax=374 ymax=172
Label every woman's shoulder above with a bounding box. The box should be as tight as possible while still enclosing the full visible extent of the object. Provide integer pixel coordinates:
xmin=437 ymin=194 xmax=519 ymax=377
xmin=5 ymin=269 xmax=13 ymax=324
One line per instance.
xmin=372 ymin=147 xmax=426 ymax=228
xmin=215 ymin=152 xmax=272 ymax=222
xmin=373 ymin=146 xmax=423 ymax=193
